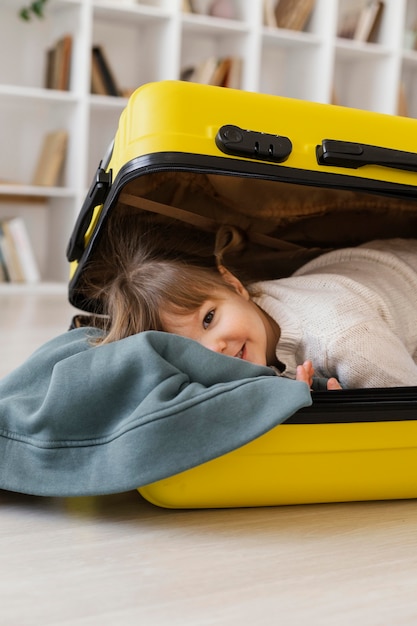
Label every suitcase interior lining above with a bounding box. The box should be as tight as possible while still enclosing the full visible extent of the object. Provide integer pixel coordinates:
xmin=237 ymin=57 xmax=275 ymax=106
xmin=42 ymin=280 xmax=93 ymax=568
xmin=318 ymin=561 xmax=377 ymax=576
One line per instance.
xmin=101 ymin=170 xmax=417 ymax=283
xmin=74 ymin=169 xmax=417 ymax=302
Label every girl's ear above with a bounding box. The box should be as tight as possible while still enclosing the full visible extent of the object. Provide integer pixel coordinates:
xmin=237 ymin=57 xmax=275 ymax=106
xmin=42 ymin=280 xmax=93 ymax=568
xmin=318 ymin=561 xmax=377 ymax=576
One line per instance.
xmin=218 ymin=265 xmax=250 ymax=300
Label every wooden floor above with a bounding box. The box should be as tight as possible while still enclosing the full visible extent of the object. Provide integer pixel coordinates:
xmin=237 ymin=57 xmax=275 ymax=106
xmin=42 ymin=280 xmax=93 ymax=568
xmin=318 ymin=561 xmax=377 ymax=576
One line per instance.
xmin=2 ymin=288 xmax=417 ymax=625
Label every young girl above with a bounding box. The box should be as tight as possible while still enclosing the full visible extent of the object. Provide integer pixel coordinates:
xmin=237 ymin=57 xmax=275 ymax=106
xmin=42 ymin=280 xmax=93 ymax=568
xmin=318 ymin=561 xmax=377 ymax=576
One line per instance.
xmin=83 ymin=217 xmax=341 ymax=391
xmin=85 ymin=217 xmax=417 ymax=389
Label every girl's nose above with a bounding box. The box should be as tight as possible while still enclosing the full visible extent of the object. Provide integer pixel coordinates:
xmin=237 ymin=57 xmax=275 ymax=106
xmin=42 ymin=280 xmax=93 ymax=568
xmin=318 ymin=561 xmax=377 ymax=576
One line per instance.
xmin=207 ymin=338 xmax=227 ymax=354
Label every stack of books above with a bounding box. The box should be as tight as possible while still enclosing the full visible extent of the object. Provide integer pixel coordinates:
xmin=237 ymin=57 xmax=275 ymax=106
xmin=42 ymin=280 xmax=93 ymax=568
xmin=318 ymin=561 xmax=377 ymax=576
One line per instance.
xmin=337 ymin=1 xmax=384 ymax=43
xmin=181 ymin=56 xmax=242 ymax=89
xmin=263 ymin=0 xmax=317 ymax=31
xmin=45 ymin=34 xmax=73 ymax=91
xmin=0 ymin=217 xmax=40 ymax=284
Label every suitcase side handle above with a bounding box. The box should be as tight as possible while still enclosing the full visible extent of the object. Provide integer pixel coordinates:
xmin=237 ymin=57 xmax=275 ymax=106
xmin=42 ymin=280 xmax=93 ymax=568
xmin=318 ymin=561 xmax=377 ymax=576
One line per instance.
xmin=317 ymin=139 xmax=417 ymax=172
xmin=67 ymin=141 xmax=114 ymax=262
xmin=66 ymin=165 xmax=112 ymax=262
xmin=216 ymin=125 xmax=292 ymax=163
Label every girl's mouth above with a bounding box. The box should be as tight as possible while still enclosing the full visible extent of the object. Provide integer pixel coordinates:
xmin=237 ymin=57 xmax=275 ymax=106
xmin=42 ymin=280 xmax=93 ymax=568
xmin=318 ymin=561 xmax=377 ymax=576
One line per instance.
xmin=236 ymin=345 xmax=245 ymax=359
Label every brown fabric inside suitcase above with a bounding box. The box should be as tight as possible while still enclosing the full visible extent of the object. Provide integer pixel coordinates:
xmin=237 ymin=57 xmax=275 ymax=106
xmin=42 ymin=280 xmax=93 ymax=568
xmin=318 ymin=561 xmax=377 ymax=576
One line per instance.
xmin=73 ymin=170 xmax=417 ymax=319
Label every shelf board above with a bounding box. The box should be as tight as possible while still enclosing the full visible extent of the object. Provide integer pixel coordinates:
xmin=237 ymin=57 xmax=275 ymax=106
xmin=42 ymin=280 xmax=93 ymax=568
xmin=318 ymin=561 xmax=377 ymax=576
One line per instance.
xmin=0 ymin=282 xmax=68 ymax=295
xmin=0 ymin=185 xmax=77 ymax=203
xmin=335 ymin=38 xmax=391 ymax=60
xmin=92 ymin=1 xmax=170 ymax=24
xmin=262 ymin=28 xmax=321 ymax=48
xmin=89 ymin=94 xmax=129 ymax=110
xmin=0 ymin=85 xmax=78 ymax=104
xmin=182 ymin=13 xmax=249 ymax=35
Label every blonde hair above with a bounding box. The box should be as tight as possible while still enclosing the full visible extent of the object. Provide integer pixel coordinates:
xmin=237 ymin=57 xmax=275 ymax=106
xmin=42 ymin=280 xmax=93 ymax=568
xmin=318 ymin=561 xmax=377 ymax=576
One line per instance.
xmin=83 ymin=214 xmax=245 ymax=345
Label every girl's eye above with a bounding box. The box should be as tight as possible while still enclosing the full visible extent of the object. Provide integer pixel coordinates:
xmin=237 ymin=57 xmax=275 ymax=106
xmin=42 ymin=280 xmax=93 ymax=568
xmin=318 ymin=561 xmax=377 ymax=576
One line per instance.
xmin=203 ymin=310 xmax=215 ymax=329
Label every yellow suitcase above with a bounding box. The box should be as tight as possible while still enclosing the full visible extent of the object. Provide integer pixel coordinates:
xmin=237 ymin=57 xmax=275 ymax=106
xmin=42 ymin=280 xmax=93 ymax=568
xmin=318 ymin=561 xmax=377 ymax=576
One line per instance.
xmin=67 ymin=80 xmax=417 ymax=507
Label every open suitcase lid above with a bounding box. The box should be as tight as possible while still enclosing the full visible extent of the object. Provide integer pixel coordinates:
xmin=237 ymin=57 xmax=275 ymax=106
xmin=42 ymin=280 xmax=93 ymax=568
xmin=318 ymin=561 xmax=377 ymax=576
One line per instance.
xmin=67 ymin=81 xmax=417 ymax=313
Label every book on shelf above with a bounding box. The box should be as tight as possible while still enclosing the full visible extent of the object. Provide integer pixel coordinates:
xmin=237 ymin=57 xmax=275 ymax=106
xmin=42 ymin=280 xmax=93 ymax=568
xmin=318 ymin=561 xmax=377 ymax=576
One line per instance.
xmin=182 ymin=0 xmax=206 ymax=15
xmin=211 ymin=56 xmax=242 ymax=89
xmin=208 ymin=0 xmax=236 ymax=19
xmin=0 ymin=217 xmax=40 ymax=284
xmin=31 ymin=130 xmax=68 ymax=187
xmin=263 ymin=0 xmax=278 ymax=27
xmin=191 ymin=56 xmax=219 ymax=84
xmin=45 ymin=34 xmax=73 ymax=91
xmin=337 ymin=9 xmax=360 ymax=39
xmin=183 ymin=0 xmax=236 ymax=19
xmin=0 ymin=230 xmax=10 ymax=282
xmin=274 ymin=0 xmax=316 ymax=31
xmin=353 ymin=1 xmax=384 ymax=43
xmin=180 ymin=56 xmax=242 ymax=89
xmin=224 ymin=56 xmax=242 ymax=89
xmin=330 ymin=85 xmax=340 ymax=106
xmin=179 ymin=65 xmax=195 ymax=82
xmin=91 ymin=51 xmax=108 ymax=96
xmin=209 ymin=57 xmax=233 ymax=86
xmin=91 ymin=46 xmax=120 ymax=97
xmin=397 ymin=83 xmax=408 ymax=117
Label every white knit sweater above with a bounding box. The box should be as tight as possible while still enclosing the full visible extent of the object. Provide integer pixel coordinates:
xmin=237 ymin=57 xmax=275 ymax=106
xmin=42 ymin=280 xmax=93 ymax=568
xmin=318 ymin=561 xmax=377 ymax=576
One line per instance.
xmin=252 ymin=239 xmax=417 ymax=389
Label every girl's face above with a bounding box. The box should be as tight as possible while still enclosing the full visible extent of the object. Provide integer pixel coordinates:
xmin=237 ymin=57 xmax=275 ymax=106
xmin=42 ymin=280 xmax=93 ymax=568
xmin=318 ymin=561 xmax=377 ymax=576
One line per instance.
xmin=160 ymin=272 xmax=279 ymax=366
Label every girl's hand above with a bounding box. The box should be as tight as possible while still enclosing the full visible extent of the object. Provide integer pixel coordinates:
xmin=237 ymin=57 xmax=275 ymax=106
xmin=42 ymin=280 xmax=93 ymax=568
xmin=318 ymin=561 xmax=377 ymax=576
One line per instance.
xmin=296 ymin=360 xmax=343 ymax=390
xmin=326 ymin=377 xmax=342 ymax=390
xmin=296 ymin=360 xmax=315 ymax=387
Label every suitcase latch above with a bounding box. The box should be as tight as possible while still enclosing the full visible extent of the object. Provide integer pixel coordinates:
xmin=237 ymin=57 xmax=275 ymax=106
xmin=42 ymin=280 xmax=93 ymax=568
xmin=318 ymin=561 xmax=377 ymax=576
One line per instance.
xmin=216 ymin=125 xmax=292 ymax=163
xmin=317 ymin=139 xmax=417 ymax=172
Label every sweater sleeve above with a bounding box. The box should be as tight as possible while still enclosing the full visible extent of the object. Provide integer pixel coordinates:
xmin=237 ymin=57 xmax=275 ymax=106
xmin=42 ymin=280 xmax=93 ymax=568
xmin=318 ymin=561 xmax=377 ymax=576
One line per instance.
xmin=327 ymin=320 xmax=417 ymax=388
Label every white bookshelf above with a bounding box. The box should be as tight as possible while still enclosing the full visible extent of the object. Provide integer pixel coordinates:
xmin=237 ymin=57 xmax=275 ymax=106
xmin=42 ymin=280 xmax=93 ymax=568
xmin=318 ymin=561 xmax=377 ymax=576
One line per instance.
xmin=0 ymin=0 xmax=416 ymax=288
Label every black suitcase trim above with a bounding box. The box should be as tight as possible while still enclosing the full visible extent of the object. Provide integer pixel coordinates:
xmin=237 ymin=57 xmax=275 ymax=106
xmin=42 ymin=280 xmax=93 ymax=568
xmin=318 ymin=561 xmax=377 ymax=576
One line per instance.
xmin=289 ymin=387 xmax=417 ymax=424
xmin=114 ymin=152 xmax=417 ymax=200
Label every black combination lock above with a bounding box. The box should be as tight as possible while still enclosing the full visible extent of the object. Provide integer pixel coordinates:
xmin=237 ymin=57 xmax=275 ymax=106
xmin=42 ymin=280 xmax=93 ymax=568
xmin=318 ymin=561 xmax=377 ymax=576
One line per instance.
xmin=216 ymin=124 xmax=292 ymax=163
